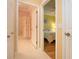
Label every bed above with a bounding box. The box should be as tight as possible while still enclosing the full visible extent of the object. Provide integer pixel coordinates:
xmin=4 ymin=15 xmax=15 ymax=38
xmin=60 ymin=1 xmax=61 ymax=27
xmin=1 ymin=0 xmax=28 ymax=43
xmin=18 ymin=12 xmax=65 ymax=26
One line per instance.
xmin=44 ymin=30 xmax=55 ymax=43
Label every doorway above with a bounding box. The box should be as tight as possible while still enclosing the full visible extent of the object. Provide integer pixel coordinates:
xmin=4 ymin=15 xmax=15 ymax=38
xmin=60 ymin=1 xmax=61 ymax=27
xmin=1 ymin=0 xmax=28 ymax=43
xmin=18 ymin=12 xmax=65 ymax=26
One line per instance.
xmin=43 ymin=0 xmax=56 ymax=59
xmin=7 ymin=0 xmax=72 ymax=59
xmin=15 ymin=1 xmax=53 ymax=59
xmin=16 ymin=1 xmax=38 ymax=56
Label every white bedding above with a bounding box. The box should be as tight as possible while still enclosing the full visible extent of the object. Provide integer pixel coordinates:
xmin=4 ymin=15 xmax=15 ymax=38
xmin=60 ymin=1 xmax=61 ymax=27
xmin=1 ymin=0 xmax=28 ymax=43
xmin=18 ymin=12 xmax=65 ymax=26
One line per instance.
xmin=44 ymin=32 xmax=55 ymax=43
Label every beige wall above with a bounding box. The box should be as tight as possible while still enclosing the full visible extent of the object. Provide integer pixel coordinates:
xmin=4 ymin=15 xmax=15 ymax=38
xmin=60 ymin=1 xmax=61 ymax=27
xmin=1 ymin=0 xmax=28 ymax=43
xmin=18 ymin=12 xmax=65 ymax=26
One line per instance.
xmin=19 ymin=4 xmax=34 ymax=39
xmin=19 ymin=6 xmax=31 ymax=38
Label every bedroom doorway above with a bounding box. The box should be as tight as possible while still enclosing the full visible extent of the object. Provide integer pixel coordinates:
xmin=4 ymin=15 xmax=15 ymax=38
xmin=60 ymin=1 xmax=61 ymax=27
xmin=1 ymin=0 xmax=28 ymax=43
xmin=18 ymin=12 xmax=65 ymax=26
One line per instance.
xmin=43 ymin=0 xmax=56 ymax=59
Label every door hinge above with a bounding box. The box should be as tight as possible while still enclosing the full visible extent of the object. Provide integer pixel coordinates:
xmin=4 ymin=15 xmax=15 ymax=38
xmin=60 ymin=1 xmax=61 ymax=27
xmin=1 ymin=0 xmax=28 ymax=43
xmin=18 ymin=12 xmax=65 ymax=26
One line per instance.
xmin=36 ymin=41 xmax=37 ymax=44
xmin=36 ymin=11 xmax=38 ymax=13
xmin=36 ymin=25 xmax=38 ymax=28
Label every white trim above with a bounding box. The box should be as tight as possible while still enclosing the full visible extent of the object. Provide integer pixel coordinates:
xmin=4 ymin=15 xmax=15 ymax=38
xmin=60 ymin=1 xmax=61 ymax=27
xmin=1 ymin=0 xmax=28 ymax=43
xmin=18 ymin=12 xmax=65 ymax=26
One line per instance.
xmin=55 ymin=0 xmax=58 ymax=59
xmin=41 ymin=0 xmax=50 ymax=6
xmin=16 ymin=0 xmax=19 ymax=53
xmin=19 ymin=0 xmax=38 ymax=7
xmin=37 ymin=8 xmax=40 ymax=48
xmin=39 ymin=6 xmax=44 ymax=50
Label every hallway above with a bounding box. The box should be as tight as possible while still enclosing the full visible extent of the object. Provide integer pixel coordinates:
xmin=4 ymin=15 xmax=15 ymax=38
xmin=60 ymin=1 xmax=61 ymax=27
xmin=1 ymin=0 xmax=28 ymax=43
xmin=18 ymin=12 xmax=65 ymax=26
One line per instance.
xmin=15 ymin=38 xmax=51 ymax=59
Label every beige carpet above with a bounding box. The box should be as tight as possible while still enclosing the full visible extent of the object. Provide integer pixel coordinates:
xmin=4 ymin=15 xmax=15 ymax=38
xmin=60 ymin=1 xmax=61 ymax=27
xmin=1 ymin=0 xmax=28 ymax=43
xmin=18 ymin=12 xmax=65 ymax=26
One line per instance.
xmin=15 ymin=38 xmax=51 ymax=59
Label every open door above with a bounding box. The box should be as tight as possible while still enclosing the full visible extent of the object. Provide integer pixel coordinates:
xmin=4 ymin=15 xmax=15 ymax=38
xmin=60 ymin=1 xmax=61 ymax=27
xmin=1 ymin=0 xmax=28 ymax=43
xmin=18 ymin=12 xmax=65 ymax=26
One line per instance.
xmin=31 ymin=8 xmax=38 ymax=48
xmin=62 ymin=0 xmax=72 ymax=59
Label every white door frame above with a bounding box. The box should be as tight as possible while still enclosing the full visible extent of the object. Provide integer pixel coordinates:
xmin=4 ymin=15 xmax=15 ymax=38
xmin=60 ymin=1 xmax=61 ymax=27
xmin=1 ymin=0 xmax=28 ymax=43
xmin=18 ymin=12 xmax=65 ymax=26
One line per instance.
xmin=16 ymin=0 xmax=19 ymax=53
xmin=39 ymin=0 xmax=72 ymax=59
xmin=39 ymin=0 xmax=57 ymax=59
xmin=15 ymin=0 xmax=72 ymax=59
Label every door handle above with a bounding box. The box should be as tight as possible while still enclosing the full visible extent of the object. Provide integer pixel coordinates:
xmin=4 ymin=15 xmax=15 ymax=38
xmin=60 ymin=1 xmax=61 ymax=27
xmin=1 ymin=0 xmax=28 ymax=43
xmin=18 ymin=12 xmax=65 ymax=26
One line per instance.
xmin=7 ymin=35 xmax=11 ymax=38
xmin=7 ymin=32 xmax=14 ymax=38
xmin=65 ymin=32 xmax=71 ymax=37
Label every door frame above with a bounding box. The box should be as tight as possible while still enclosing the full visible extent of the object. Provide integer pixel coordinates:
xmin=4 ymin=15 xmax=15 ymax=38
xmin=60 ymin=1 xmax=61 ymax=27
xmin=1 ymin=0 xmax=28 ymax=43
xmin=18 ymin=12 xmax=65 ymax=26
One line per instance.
xmin=39 ymin=0 xmax=58 ymax=59
xmin=16 ymin=0 xmax=40 ymax=52
xmin=15 ymin=0 xmax=72 ymax=59
xmin=16 ymin=0 xmax=57 ymax=58
xmin=39 ymin=0 xmax=72 ymax=59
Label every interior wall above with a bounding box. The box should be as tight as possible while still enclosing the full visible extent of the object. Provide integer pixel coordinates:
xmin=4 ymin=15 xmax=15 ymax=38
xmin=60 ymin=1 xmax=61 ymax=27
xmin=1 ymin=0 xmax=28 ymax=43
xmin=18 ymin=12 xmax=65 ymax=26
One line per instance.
xmin=44 ymin=0 xmax=56 ymax=32
xmin=44 ymin=15 xmax=55 ymax=32
xmin=19 ymin=4 xmax=32 ymax=39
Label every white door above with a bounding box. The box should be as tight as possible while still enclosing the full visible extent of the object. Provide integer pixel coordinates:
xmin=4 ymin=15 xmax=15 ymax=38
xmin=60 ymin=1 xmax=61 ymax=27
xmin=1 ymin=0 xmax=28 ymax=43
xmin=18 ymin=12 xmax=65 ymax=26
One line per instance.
xmin=7 ymin=0 xmax=16 ymax=59
xmin=31 ymin=9 xmax=38 ymax=48
xmin=62 ymin=0 xmax=72 ymax=59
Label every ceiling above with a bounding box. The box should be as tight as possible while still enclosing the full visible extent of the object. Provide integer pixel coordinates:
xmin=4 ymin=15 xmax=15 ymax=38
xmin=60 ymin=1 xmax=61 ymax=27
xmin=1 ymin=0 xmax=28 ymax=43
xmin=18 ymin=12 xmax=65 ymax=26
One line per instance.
xmin=19 ymin=0 xmax=55 ymax=16
xmin=19 ymin=0 xmax=48 ymax=6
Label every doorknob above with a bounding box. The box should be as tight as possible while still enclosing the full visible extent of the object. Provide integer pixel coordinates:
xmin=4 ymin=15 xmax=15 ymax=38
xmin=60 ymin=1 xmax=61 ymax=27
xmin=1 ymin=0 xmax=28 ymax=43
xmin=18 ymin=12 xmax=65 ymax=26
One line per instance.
xmin=7 ymin=35 xmax=10 ymax=38
xmin=65 ymin=32 xmax=71 ymax=37
xmin=7 ymin=32 xmax=14 ymax=38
